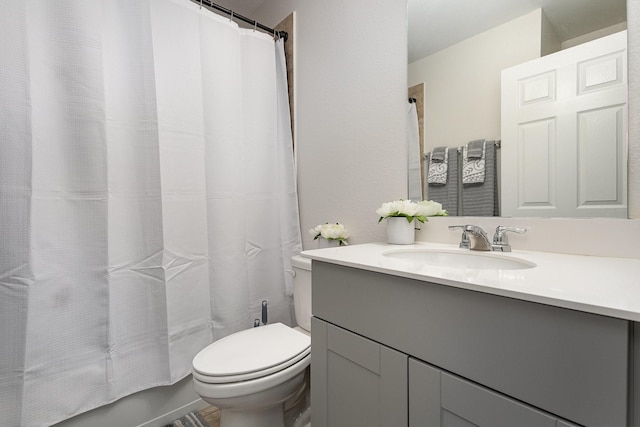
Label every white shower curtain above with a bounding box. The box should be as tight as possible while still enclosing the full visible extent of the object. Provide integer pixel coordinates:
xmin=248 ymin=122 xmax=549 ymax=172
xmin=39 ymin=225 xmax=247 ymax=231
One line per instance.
xmin=407 ymin=102 xmax=422 ymax=200
xmin=0 ymin=1 xmax=301 ymax=425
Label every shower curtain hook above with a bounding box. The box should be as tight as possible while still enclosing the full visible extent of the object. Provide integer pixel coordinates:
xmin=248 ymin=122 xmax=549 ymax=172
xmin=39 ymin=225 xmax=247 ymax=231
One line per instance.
xmin=253 ymin=20 xmax=257 ymax=32
xmin=199 ymin=0 xmax=203 ymax=9
xmin=229 ymin=10 xmax=234 ymax=22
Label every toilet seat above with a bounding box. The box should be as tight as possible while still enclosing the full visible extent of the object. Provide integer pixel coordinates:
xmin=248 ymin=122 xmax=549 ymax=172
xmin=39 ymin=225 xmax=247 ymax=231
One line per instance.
xmin=193 ymin=352 xmax=310 ymax=400
xmin=192 ymin=323 xmax=310 ymax=384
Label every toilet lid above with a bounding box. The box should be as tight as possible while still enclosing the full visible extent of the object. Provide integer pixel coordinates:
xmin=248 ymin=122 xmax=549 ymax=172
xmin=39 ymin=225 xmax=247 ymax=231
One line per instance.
xmin=192 ymin=323 xmax=310 ymax=383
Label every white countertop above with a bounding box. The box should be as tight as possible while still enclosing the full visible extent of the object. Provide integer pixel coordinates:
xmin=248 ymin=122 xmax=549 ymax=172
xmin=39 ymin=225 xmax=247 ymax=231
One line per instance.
xmin=301 ymin=242 xmax=640 ymax=322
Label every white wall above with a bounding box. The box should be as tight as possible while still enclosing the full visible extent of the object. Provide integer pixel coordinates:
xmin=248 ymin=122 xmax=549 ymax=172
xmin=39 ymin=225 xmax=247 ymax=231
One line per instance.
xmin=540 ymin=10 xmax=561 ymax=55
xmin=418 ymin=216 xmax=640 ymax=259
xmin=562 ymin=22 xmax=628 ymax=50
xmin=255 ymin=0 xmax=409 ymax=249
xmin=407 ymin=9 xmax=542 ymax=152
xmin=55 ymin=2 xmax=639 ymax=426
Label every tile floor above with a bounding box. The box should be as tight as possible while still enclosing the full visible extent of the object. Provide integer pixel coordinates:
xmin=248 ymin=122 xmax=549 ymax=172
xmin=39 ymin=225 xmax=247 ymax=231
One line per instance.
xmin=195 ymin=394 xmax=309 ymax=427
xmin=198 ymin=406 xmax=221 ymax=427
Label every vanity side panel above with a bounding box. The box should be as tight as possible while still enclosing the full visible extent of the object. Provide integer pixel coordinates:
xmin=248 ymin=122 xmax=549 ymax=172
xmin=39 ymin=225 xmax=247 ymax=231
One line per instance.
xmin=312 ymin=261 xmax=628 ymax=427
xmin=633 ymin=321 xmax=640 ymax=426
xmin=311 ymin=317 xmax=328 ymax=427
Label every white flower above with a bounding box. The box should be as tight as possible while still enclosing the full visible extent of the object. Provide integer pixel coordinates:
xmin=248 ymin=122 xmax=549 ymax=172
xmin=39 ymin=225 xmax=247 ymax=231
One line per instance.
xmin=376 ymin=199 xmax=447 ymax=223
xmin=416 ymin=200 xmax=447 ymax=217
xmin=309 ymin=224 xmax=324 ymax=237
xmin=375 ymin=202 xmax=395 ymax=219
xmin=309 ymin=222 xmax=350 ymax=245
xmin=376 ymin=200 xmax=417 ymax=218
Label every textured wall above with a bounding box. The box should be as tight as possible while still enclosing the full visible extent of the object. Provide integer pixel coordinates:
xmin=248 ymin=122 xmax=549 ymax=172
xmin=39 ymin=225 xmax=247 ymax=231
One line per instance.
xmin=256 ymin=0 xmax=639 ymax=255
xmin=256 ymin=0 xmax=409 ymax=248
xmin=408 ymin=10 xmax=542 ymax=152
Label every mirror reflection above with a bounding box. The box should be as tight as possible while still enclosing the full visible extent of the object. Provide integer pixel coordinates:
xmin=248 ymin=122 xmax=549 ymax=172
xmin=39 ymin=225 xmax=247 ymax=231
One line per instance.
xmin=407 ymin=0 xmax=628 ymax=218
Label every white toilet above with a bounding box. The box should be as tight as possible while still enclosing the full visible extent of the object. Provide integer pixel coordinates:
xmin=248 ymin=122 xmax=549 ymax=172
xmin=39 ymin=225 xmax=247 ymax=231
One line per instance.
xmin=192 ymin=255 xmax=312 ymax=427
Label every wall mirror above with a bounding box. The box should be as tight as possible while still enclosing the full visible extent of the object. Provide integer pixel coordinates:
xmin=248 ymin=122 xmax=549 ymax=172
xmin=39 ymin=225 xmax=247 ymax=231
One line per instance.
xmin=407 ymin=0 xmax=628 ymax=218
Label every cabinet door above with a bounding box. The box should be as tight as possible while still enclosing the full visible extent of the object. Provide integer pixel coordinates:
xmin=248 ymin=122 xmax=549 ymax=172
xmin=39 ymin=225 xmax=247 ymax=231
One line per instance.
xmin=501 ymin=31 xmax=627 ymax=218
xmin=312 ymin=317 xmax=408 ymax=427
xmin=409 ymin=358 xmax=577 ymax=427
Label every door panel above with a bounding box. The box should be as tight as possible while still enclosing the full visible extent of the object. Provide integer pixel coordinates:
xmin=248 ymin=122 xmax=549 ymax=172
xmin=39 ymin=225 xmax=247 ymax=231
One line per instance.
xmin=502 ymin=31 xmax=627 ymax=217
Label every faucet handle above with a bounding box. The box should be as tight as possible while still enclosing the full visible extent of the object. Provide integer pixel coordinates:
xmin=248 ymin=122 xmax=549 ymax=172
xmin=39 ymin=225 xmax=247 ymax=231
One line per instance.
xmin=449 ymin=224 xmax=485 ymax=232
xmin=493 ymin=226 xmax=527 ymax=250
xmin=448 ymin=225 xmax=471 ymax=249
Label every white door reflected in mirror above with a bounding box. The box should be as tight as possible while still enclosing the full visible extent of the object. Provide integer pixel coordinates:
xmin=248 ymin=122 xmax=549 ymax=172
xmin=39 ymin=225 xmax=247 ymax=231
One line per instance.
xmin=501 ymin=31 xmax=627 ymax=218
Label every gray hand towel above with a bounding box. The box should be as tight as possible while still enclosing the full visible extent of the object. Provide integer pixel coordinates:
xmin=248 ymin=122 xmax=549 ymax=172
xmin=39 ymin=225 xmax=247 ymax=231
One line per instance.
xmin=462 ymin=140 xmax=487 ymax=184
xmin=428 ymin=148 xmax=449 ymax=184
xmin=430 ymin=146 xmax=447 ymax=162
xmin=467 ymin=139 xmax=485 ymax=159
xmin=427 ymin=148 xmax=458 ymax=215
xmin=461 ymin=141 xmax=498 ymax=216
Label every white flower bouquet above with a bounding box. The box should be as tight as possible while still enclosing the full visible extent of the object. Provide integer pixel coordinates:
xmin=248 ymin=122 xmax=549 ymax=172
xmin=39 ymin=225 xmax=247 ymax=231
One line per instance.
xmin=376 ymin=199 xmax=447 ymax=223
xmin=309 ymin=222 xmax=350 ymax=246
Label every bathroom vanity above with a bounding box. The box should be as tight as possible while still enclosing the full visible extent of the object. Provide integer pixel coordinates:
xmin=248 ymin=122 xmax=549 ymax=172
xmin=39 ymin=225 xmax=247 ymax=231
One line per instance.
xmin=303 ymin=243 xmax=640 ymax=427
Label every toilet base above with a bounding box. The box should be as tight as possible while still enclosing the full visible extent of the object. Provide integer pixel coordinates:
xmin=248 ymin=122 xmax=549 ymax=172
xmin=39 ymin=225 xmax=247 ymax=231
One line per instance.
xmin=285 ymin=367 xmax=310 ymax=426
xmin=195 ymin=366 xmax=308 ymax=427
xmin=291 ymin=406 xmax=311 ymax=427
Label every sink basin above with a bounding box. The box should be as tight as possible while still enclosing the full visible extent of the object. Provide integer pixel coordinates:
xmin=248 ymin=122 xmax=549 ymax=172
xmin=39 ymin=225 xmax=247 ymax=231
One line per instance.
xmin=382 ymin=249 xmax=536 ymax=270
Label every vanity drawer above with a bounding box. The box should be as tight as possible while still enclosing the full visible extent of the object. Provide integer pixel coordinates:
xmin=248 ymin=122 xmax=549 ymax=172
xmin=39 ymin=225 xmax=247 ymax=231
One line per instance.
xmin=312 ymin=261 xmax=629 ymax=427
xmin=409 ymin=357 xmax=581 ymax=427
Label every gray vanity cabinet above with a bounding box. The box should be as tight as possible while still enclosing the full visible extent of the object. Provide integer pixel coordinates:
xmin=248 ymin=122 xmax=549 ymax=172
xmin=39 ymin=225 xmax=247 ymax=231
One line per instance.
xmin=409 ymin=358 xmax=580 ymax=427
xmin=311 ymin=260 xmax=630 ymax=427
xmin=311 ymin=317 xmax=408 ymax=427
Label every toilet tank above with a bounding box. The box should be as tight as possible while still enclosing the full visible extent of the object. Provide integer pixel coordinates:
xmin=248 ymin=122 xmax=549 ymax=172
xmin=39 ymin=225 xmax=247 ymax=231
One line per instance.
xmin=291 ymin=255 xmax=312 ymax=333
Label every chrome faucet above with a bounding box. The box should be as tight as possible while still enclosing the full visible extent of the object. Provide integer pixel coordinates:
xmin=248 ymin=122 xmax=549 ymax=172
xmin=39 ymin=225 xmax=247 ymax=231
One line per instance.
xmin=449 ymin=225 xmax=493 ymax=251
xmin=451 ymin=225 xmax=471 ymax=249
xmin=449 ymin=225 xmax=527 ymax=252
xmin=492 ymin=225 xmax=527 ymax=252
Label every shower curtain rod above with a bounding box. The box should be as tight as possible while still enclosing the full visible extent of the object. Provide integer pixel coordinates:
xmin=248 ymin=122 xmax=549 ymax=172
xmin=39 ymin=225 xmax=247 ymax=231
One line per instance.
xmin=192 ymin=0 xmax=288 ymax=42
